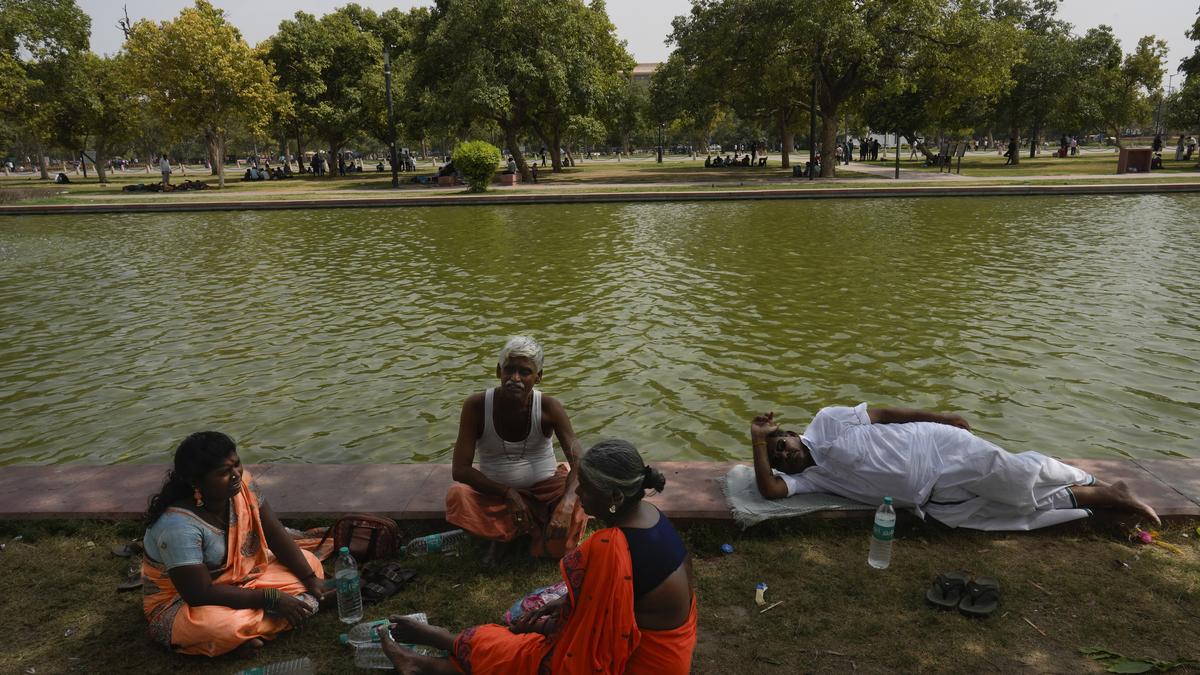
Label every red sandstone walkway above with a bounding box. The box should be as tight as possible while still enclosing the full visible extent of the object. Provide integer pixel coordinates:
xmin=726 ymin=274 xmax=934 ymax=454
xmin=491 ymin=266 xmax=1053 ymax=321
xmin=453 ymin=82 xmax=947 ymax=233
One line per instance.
xmin=0 ymin=459 xmax=1196 ymax=523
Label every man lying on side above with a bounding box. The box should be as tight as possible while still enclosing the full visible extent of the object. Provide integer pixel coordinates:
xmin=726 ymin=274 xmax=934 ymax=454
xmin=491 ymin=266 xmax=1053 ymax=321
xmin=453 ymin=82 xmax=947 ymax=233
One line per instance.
xmin=749 ymin=404 xmax=1159 ymax=530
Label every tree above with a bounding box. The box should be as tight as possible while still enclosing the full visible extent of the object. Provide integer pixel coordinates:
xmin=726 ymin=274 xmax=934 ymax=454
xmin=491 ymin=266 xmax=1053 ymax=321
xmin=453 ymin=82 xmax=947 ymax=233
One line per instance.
xmin=77 ymin=54 xmax=144 ymax=183
xmin=265 ymin=6 xmax=384 ymax=179
xmin=664 ymin=0 xmax=812 ymax=168
xmin=413 ymin=0 xmax=632 ymax=182
xmin=1169 ymin=8 xmax=1200 ymax=138
xmin=125 ymin=1 xmax=278 ymax=188
xmin=1084 ymin=31 xmax=1166 ymax=147
xmin=862 ymin=2 xmax=1020 ymax=160
xmin=991 ymin=0 xmax=1074 ymax=163
xmin=0 ymin=0 xmax=89 ymax=178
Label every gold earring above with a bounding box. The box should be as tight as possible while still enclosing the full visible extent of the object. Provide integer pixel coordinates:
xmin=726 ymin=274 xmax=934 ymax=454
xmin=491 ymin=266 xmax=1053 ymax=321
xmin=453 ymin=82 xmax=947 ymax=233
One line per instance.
xmin=193 ymin=487 xmax=204 ymax=507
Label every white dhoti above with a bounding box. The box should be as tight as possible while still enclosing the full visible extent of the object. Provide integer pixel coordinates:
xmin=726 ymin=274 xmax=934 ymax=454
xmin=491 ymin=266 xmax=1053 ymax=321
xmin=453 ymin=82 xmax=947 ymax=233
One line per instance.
xmin=780 ymin=404 xmax=1096 ymax=532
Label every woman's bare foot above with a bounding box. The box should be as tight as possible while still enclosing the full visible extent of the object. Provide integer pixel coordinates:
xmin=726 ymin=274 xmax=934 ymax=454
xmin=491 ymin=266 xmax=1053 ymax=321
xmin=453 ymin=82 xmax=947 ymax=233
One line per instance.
xmin=1111 ymin=481 xmax=1161 ymax=526
xmin=389 ymin=616 xmax=456 ymax=651
xmin=232 ymin=638 xmax=264 ymax=659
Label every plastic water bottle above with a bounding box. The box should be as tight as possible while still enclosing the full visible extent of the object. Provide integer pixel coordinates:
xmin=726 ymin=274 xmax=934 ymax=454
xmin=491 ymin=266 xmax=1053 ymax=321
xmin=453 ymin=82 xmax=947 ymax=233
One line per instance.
xmin=868 ymin=496 xmax=896 ymax=569
xmin=232 ymin=656 xmax=314 ymax=674
xmin=353 ymin=642 xmax=448 ymax=668
xmin=339 ymin=618 xmax=393 ymax=647
xmin=402 ymin=529 xmax=467 ymax=557
xmin=335 ymin=546 xmax=364 ymax=624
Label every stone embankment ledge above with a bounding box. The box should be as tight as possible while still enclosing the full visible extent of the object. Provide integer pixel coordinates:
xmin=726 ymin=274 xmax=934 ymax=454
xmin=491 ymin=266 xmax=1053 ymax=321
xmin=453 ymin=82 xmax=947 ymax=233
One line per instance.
xmin=4 ymin=182 xmax=1200 ymax=216
xmin=0 ymin=459 xmax=1196 ymax=523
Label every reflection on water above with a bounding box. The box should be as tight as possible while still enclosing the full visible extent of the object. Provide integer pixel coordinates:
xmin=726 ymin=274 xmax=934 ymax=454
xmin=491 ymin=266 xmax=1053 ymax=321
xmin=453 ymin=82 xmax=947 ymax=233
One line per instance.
xmin=1 ymin=195 xmax=1197 ymax=464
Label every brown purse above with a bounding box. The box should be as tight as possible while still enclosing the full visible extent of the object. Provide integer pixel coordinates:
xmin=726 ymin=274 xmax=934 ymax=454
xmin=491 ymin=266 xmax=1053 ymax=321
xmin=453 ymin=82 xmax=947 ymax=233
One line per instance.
xmin=316 ymin=513 xmax=403 ymax=563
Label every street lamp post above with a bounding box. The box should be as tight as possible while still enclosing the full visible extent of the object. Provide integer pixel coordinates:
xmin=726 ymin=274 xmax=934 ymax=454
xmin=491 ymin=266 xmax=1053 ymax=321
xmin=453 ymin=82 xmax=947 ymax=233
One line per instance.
xmin=657 ymin=123 xmax=664 ymax=163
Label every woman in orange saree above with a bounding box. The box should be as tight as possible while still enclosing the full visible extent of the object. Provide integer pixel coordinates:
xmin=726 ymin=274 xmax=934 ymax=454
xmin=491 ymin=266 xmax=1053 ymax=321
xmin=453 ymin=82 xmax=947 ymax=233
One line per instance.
xmin=377 ymin=439 xmax=697 ymax=674
xmin=141 ymin=431 xmax=330 ymax=657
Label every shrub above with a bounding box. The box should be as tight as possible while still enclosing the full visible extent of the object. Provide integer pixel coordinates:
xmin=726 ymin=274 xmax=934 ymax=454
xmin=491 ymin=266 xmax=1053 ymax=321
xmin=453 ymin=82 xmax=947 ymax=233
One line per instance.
xmin=452 ymin=140 xmax=502 ymax=192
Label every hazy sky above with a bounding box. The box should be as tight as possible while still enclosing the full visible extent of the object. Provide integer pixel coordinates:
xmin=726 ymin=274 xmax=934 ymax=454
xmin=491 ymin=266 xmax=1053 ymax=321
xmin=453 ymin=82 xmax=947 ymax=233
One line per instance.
xmin=81 ymin=0 xmax=1198 ymax=88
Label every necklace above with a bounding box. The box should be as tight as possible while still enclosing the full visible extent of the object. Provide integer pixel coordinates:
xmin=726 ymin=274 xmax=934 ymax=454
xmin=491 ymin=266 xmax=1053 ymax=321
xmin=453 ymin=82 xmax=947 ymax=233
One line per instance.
xmin=499 ymin=396 xmax=533 ymax=462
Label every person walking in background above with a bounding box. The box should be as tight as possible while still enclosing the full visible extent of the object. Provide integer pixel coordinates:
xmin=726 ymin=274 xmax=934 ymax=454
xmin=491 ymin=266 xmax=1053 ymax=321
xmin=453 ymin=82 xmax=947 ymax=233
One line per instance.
xmin=159 ymin=154 xmax=171 ymax=188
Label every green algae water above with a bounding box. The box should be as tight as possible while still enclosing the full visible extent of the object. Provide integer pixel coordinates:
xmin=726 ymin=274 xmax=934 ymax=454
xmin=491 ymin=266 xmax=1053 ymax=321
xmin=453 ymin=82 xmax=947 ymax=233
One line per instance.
xmin=1 ymin=194 xmax=1197 ymax=464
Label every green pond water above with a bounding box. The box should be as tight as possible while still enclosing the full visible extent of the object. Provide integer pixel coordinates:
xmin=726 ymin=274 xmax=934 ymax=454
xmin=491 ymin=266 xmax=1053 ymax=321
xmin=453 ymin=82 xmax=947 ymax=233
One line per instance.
xmin=1 ymin=195 xmax=1198 ymax=465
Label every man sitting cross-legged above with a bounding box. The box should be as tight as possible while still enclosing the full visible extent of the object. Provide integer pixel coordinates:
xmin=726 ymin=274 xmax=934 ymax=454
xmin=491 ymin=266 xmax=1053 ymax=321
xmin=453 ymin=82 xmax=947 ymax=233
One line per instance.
xmin=750 ymin=404 xmax=1160 ymax=530
xmin=446 ymin=336 xmax=589 ymax=563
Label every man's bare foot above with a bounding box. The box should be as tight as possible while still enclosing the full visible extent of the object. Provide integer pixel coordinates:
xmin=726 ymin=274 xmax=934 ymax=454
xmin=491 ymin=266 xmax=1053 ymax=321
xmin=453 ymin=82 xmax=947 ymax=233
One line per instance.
xmin=233 ymin=638 xmax=264 ymax=659
xmin=389 ymin=616 xmax=456 ymax=651
xmin=1111 ymin=480 xmax=1161 ymax=526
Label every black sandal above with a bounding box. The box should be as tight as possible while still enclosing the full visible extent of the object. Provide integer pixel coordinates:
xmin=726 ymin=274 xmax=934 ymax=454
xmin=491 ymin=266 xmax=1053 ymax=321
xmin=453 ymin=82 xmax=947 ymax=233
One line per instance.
xmin=958 ymin=577 xmax=1001 ymax=618
xmin=362 ymin=562 xmax=417 ymax=605
xmin=925 ymin=571 xmax=969 ymax=610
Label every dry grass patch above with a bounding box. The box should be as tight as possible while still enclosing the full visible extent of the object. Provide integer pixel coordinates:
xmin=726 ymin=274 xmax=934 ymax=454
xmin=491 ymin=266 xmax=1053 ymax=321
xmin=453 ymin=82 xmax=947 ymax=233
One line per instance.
xmin=0 ymin=517 xmax=1197 ymax=674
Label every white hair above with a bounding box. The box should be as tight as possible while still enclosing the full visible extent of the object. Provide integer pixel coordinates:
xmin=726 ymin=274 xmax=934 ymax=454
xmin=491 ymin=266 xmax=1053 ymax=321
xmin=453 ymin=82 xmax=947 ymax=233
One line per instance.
xmin=497 ymin=335 xmax=544 ymax=371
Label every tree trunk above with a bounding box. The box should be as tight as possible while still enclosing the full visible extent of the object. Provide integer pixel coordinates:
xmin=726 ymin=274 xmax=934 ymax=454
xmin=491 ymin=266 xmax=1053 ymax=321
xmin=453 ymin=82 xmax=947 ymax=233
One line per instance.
xmin=217 ymin=135 xmax=226 ymax=189
xmin=206 ymin=133 xmax=221 ymax=175
xmin=1113 ymin=127 xmax=1123 ymax=149
xmin=1008 ymin=124 xmax=1021 ymax=166
xmin=542 ymin=130 xmax=564 ymax=172
xmin=329 ymin=143 xmax=339 ymax=178
xmin=94 ymin=147 xmax=108 ymax=184
xmin=778 ymin=112 xmax=791 ymax=169
xmin=502 ymin=123 xmax=532 ymax=183
xmin=820 ymin=111 xmax=838 ymax=178
xmin=1028 ymin=124 xmax=1040 ymax=159
xmin=296 ymin=134 xmax=306 ymax=173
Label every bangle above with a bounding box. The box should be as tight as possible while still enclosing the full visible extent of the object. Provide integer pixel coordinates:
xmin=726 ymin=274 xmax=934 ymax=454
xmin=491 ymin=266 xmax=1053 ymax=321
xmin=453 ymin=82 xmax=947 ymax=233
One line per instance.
xmin=264 ymin=588 xmax=280 ymax=610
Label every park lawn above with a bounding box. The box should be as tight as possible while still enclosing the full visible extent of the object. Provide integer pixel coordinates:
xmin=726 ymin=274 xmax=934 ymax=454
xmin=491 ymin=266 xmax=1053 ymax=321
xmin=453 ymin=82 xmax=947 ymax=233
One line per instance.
xmin=864 ymin=151 xmax=1200 ymax=178
xmin=0 ymin=517 xmax=1197 ymax=674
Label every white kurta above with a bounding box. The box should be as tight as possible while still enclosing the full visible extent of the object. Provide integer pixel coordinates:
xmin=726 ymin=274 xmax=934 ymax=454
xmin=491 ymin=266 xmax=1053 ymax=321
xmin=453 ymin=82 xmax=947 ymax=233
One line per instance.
xmin=775 ymin=403 xmax=1094 ymax=531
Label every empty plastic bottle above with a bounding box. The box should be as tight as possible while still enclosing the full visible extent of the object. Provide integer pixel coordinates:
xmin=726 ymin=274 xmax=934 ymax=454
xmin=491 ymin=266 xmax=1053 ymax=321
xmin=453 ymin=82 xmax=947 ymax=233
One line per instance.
xmin=339 ymin=614 xmax=430 ymax=646
xmin=867 ymin=496 xmax=896 ymax=569
xmin=402 ymin=529 xmax=467 ymax=556
xmin=335 ymin=546 xmax=364 ymax=624
xmin=353 ymin=641 xmax=448 ymax=668
xmin=232 ymin=656 xmax=314 ymax=674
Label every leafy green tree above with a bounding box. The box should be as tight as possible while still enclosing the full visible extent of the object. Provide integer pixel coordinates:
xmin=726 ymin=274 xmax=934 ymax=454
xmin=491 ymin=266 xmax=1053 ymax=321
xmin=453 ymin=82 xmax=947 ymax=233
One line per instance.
xmin=125 ymin=1 xmax=277 ymax=188
xmin=413 ymin=0 xmax=631 ymax=182
xmin=265 ymin=6 xmax=385 ymax=179
xmin=862 ymin=2 xmax=1020 ymax=160
xmin=990 ymin=0 xmax=1075 ymax=163
xmin=664 ymin=0 xmax=811 ymax=168
xmin=1168 ymin=8 xmax=1200 ymax=138
xmin=453 ymin=139 xmax=501 ymax=191
xmin=0 ymin=0 xmax=89 ymax=178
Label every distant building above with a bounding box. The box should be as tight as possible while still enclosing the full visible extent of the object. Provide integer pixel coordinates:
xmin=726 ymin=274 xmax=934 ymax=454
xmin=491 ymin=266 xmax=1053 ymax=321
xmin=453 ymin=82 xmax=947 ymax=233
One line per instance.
xmin=631 ymin=63 xmax=660 ymax=84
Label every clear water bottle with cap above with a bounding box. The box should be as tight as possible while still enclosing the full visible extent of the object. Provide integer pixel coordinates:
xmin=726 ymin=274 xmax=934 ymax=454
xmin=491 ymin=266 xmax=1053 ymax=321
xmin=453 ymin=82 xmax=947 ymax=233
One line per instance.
xmin=233 ymin=656 xmax=314 ymax=674
xmin=335 ymin=546 xmax=364 ymax=624
xmin=339 ymin=614 xmax=430 ymax=647
xmin=868 ymin=496 xmax=896 ymax=569
xmin=352 ymin=641 xmax=448 ymax=668
xmin=402 ymin=529 xmax=467 ymax=556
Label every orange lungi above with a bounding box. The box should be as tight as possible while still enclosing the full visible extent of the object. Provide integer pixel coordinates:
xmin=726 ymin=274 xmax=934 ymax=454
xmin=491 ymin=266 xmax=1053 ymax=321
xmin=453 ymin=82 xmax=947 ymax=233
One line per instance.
xmin=446 ymin=463 xmax=589 ymax=558
xmin=141 ymin=470 xmax=325 ymax=656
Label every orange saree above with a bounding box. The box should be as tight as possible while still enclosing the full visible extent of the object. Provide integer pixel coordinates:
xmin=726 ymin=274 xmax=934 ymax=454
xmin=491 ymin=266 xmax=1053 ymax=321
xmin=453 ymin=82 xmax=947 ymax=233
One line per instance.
xmin=450 ymin=527 xmax=696 ymax=674
xmin=446 ymin=463 xmax=589 ymax=558
xmin=141 ymin=470 xmax=324 ymax=656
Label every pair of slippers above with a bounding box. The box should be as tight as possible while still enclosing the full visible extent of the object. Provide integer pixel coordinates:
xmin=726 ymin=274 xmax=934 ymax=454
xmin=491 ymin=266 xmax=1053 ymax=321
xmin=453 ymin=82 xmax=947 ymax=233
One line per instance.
xmin=362 ymin=561 xmax=418 ymax=605
xmin=113 ymin=540 xmax=145 ymax=592
xmin=925 ymin=571 xmax=1000 ymax=617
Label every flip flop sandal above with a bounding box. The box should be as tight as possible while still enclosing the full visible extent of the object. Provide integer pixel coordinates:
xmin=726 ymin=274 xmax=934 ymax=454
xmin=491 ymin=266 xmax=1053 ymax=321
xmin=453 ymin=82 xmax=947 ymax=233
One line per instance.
xmin=116 ymin=560 xmax=143 ymax=592
xmin=362 ymin=563 xmax=417 ymax=605
xmin=958 ymin=576 xmax=1001 ymax=618
xmin=111 ymin=540 xmax=144 ymax=558
xmin=925 ymin=571 xmax=969 ymax=610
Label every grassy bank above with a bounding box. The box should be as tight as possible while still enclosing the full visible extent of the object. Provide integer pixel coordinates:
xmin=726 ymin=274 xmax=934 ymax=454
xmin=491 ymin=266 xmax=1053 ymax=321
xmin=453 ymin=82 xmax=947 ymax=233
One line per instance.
xmin=1 ymin=517 xmax=1197 ymax=674
xmin=3 ymin=151 xmax=1199 ymax=208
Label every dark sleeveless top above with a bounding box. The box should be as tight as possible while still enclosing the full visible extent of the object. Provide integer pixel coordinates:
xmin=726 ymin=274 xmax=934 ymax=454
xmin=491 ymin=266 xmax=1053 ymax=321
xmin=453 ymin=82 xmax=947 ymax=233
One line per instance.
xmin=620 ymin=507 xmax=688 ymax=599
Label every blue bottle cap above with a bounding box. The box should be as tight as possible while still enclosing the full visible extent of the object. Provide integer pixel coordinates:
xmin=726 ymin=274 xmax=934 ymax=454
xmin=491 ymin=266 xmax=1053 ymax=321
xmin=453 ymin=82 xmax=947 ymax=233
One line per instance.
xmin=756 ymin=582 xmax=768 ymax=590
xmin=721 ymin=544 xmax=734 ymax=554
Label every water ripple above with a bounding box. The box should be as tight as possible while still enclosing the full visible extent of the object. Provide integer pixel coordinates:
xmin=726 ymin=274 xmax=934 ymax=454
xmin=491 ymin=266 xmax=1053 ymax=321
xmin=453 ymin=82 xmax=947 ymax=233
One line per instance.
xmin=1 ymin=194 xmax=1198 ymax=464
